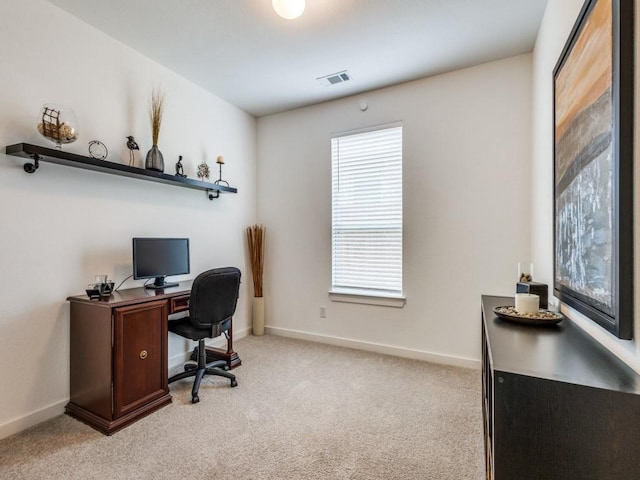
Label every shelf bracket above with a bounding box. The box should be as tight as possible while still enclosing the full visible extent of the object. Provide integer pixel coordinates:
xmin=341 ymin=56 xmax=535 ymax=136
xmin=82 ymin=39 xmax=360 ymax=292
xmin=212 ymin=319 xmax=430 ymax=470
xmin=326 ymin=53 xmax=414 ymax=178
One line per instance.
xmin=24 ymin=153 xmax=40 ymax=174
xmin=208 ymin=178 xmax=228 ymax=200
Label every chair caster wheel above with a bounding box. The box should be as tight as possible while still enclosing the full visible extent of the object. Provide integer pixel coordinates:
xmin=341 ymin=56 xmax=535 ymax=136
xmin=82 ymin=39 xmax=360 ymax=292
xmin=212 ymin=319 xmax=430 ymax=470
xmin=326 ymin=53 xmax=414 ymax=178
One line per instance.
xmin=192 ymin=395 xmax=200 ymax=404
xmin=231 ymin=379 xmax=238 ymax=387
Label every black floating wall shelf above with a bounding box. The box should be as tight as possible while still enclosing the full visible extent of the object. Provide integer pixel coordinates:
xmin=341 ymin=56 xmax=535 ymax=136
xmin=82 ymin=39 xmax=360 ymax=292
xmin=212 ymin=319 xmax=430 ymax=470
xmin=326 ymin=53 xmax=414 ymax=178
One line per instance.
xmin=4 ymin=143 xmax=237 ymax=200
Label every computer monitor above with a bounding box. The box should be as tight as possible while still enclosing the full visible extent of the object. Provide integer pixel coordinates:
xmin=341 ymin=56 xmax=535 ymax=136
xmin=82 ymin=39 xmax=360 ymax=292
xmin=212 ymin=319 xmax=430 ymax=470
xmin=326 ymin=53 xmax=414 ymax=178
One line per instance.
xmin=132 ymin=237 xmax=190 ymax=289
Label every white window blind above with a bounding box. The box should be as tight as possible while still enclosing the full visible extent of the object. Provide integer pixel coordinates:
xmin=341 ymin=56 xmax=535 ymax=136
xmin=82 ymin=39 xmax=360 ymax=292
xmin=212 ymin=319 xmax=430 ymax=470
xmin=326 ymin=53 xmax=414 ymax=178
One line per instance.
xmin=331 ymin=124 xmax=403 ymax=296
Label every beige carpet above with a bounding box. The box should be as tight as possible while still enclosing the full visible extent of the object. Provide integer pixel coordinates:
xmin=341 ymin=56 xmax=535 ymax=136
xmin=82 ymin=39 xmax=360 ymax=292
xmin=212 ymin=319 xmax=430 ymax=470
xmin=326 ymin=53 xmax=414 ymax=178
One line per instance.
xmin=0 ymin=334 xmax=484 ymax=479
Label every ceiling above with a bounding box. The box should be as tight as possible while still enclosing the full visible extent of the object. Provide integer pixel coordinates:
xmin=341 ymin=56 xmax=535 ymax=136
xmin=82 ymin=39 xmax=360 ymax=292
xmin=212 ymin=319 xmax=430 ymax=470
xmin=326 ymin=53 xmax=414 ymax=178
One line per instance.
xmin=46 ymin=0 xmax=548 ymax=117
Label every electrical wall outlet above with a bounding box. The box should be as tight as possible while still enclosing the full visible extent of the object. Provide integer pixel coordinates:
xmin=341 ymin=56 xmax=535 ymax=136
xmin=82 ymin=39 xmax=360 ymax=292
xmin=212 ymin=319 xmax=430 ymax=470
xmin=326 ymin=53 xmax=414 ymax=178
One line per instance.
xmin=319 ymin=306 xmax=327 ymax=318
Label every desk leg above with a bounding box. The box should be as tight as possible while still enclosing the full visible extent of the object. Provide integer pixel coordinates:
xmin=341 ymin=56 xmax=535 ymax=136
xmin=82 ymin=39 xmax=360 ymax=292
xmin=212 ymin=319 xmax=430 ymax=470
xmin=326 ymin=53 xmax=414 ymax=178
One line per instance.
xmin=190 ymin=318 xmax=241 ymax=369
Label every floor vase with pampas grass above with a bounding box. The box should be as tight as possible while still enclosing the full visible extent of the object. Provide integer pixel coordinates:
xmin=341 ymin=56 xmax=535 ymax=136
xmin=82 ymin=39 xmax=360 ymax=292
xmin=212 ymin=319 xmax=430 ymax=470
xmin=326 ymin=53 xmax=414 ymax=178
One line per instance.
xmin=247 ymin=224 xmax=265 ymax=335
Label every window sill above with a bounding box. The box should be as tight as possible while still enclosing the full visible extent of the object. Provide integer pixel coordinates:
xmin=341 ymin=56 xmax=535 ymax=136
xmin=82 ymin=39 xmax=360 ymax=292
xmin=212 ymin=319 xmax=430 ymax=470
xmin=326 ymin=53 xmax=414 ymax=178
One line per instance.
xmin=328 ymin=289 xmax=406 ymax=308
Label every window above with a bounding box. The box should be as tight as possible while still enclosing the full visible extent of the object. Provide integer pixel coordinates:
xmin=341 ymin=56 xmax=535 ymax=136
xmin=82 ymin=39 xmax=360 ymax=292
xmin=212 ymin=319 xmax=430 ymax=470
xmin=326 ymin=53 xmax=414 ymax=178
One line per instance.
xmin=331 ymin=124 xmax=403 ymax=304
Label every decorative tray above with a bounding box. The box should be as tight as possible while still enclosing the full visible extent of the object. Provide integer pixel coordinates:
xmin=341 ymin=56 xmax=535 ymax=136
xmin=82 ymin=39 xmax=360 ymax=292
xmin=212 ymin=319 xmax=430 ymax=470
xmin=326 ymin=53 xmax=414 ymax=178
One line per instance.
xmin=493 ymin=306 xmax=563 ymax=326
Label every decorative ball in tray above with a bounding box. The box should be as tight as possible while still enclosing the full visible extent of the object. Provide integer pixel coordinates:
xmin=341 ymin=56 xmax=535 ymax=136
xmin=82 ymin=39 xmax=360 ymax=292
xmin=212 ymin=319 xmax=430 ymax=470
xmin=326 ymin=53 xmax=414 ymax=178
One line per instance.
xmin=37 ymin=104 xmax=79 ymax=147
xmin=493 ymin=305 xmax=563 ymax=326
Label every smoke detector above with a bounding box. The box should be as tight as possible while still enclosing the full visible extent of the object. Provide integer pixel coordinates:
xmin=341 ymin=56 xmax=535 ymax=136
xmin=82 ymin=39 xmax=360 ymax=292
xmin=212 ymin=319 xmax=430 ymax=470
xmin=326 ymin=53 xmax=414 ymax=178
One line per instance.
xmin=317 ymin=70 xmax=351 ymax=86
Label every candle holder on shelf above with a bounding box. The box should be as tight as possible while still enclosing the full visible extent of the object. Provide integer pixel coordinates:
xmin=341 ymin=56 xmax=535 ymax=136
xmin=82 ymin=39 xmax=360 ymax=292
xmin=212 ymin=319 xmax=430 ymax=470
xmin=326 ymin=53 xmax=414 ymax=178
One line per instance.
xmin=207 ymin=155 xmax=228 ymax=200
xmin=516 ymin=262 xmax=548 ymax=309
xmin=213 ymin=156 xmax=229 ymax=187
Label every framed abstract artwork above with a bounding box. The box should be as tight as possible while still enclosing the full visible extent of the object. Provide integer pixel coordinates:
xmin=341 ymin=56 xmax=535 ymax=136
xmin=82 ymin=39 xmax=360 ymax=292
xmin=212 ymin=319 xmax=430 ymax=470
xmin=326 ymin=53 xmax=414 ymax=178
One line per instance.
xmin=553 ymin=0 xmax=634 ymax=339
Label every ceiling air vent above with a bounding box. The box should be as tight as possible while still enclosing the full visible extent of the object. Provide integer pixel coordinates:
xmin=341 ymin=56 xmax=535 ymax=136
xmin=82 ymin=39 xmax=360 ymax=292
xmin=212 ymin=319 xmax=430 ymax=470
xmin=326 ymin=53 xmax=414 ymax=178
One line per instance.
xmin=317 ymin=70 xmax=351 ymax=86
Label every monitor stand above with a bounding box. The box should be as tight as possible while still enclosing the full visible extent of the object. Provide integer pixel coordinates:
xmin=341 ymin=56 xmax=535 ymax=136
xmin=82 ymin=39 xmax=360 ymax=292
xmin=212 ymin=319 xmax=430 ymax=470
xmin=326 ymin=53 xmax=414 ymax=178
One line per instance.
xmin=145 ymin=277 xmax=179 ymax=290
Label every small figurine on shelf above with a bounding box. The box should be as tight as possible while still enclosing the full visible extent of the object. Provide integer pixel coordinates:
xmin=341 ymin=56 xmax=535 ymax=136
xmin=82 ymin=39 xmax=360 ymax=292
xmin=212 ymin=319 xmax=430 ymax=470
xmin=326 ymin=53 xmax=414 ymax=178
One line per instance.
xmin=126 ymin=136 xmax=139 ymax=166
xmin=518 ymin=263 xmax=533 ymax=282
xmin=175 ymin=155 xmax=187 ymax=178
xmin=197 ymin=160 xmax=210 ymax=180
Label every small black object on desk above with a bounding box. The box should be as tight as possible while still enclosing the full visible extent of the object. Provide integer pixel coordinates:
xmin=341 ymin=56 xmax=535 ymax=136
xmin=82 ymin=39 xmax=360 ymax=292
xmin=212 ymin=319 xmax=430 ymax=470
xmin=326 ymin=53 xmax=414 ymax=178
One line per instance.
xmin=516 ymin=281 xmax=548 ymax=308
xmin=86 ymin=281 xmax=114 ymax=299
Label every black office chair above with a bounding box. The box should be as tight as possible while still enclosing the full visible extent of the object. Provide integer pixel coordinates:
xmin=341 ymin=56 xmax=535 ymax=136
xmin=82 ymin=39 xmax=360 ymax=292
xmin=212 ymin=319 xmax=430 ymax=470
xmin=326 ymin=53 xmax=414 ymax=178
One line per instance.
xmin=168 ymin=267 xmax=241 ymax=403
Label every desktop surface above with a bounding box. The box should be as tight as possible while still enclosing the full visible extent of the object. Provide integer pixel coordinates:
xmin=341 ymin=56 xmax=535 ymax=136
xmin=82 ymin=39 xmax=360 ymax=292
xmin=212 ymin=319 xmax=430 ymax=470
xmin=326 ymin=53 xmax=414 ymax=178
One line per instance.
xmin=68 ymin=281 xmax=193 ymax=307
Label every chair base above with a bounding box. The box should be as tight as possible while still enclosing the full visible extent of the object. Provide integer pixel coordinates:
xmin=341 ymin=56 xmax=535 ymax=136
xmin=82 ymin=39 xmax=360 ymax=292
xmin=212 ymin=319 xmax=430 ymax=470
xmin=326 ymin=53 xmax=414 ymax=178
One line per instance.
xmin=169 ymin=338 xmax=237 ymax=403
xmin=190 ymin=346 xmax=242 ymax=370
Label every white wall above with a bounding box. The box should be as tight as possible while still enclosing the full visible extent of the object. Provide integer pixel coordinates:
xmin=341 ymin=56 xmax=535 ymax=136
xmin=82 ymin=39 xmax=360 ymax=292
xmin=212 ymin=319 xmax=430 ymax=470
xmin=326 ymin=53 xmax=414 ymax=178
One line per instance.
xmin=531 ymin=0 xmax=640 ymax=372
xmin=0 ymin=0 xmax=257 ymax=439
xmin=257 ymin=55 xmax=532 ymax=365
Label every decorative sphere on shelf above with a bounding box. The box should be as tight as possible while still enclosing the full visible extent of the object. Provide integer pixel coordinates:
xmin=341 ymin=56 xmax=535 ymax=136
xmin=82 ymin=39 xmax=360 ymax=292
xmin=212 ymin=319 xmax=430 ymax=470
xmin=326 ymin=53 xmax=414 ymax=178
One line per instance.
xmin=37 ymin=104 xmax=79 ymax=147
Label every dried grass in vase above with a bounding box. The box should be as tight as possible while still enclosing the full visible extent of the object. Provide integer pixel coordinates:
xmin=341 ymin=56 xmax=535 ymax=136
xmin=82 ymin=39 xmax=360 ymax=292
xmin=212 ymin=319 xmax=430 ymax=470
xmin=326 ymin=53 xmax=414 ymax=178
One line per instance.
xmin=246 ymin=224 xmax=265 ymax=298
xmin=149 ymin=87 xmax=165 ymax=146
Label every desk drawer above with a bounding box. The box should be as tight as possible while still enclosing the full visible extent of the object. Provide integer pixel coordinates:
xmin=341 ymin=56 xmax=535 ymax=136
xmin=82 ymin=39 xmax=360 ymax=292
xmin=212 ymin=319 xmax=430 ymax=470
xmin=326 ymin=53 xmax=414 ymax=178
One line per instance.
xmin=170 ymin=295 xmax=190 ymax=314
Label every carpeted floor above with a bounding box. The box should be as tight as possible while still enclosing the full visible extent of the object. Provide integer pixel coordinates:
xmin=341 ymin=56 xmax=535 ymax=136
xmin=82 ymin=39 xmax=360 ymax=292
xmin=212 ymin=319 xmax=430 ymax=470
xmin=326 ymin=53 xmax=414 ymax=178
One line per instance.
xmin=0 ymin=335 xmax=484 ymax=479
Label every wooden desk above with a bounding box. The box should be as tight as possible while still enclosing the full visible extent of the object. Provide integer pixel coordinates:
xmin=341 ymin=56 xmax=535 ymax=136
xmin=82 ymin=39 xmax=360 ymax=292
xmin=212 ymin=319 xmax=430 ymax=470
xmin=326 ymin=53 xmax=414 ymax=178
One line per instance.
xmin=66 ymin=282 xmax=240 ymax=435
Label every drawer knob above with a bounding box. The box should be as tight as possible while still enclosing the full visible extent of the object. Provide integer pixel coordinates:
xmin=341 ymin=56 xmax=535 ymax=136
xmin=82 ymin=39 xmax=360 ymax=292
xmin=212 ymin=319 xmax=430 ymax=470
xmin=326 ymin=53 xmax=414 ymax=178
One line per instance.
xmin=140 ymin=350 xmax=148 ymax=360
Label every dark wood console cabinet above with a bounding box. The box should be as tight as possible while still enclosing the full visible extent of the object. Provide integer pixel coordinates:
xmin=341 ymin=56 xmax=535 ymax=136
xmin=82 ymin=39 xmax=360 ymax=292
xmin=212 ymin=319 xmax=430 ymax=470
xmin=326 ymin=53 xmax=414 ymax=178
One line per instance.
xmin=482 ymin=295 xmax=640 ymax=479
xmin=66 ymin=284 xmax=192 ymax=435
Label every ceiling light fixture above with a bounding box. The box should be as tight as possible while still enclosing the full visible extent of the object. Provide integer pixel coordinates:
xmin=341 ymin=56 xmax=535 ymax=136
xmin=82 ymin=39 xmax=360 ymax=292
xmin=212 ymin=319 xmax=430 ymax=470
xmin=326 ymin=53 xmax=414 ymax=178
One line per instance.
xmin=272 ymin=0 xmax=305 ymax=20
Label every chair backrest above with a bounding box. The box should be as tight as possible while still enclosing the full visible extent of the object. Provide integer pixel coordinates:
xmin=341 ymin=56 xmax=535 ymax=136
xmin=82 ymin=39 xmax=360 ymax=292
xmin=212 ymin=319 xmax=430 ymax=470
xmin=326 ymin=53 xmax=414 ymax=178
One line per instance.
xmin=189 ymin=267 xmax=241 ymax=329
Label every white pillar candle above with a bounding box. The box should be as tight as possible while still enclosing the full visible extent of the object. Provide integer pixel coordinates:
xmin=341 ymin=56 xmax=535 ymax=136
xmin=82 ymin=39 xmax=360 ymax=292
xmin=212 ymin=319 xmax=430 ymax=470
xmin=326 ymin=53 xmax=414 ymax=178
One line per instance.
xmin=515 ymin=293 xmax=539 ymax=314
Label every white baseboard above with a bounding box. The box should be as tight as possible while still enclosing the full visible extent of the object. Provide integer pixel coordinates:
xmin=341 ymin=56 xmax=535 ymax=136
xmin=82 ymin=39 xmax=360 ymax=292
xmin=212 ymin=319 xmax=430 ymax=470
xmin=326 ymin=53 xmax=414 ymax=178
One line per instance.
xmin=168 ymin=350 xmax=197 ymax=369
xmin=265 ymin=326 xmax=480 ymax=369
xmin=168 ymin=326 xmax=251 ymax=369
xmin=233 ymin=326 xmax=251 ymax=341
xmin=0 ymin=400 xmax=67 ymax=441
xmin=2 ymin=328 xmax=253 ymax=440
xmin=4 ymin=327 xmax=461 ymax=440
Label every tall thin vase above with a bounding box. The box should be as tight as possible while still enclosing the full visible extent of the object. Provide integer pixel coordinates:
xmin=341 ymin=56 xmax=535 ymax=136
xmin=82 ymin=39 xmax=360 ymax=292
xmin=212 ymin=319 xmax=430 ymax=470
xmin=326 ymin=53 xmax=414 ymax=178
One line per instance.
xmin=252 ymin=296 xmax=264 ymax=336
xmin=145 ymin=144 xmax=164 ymax=172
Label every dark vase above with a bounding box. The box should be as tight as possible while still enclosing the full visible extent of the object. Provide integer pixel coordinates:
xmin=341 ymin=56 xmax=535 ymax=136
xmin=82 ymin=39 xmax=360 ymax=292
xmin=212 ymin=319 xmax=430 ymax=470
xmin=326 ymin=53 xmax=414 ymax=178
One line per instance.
xmin=145 ymin=144 xmax=164 ymax=172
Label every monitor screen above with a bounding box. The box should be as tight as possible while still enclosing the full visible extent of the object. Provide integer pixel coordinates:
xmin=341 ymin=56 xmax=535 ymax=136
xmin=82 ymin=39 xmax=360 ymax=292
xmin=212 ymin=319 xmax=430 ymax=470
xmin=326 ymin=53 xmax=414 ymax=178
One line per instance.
xmin=132 ymin=237 xmax=190 ymax=289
